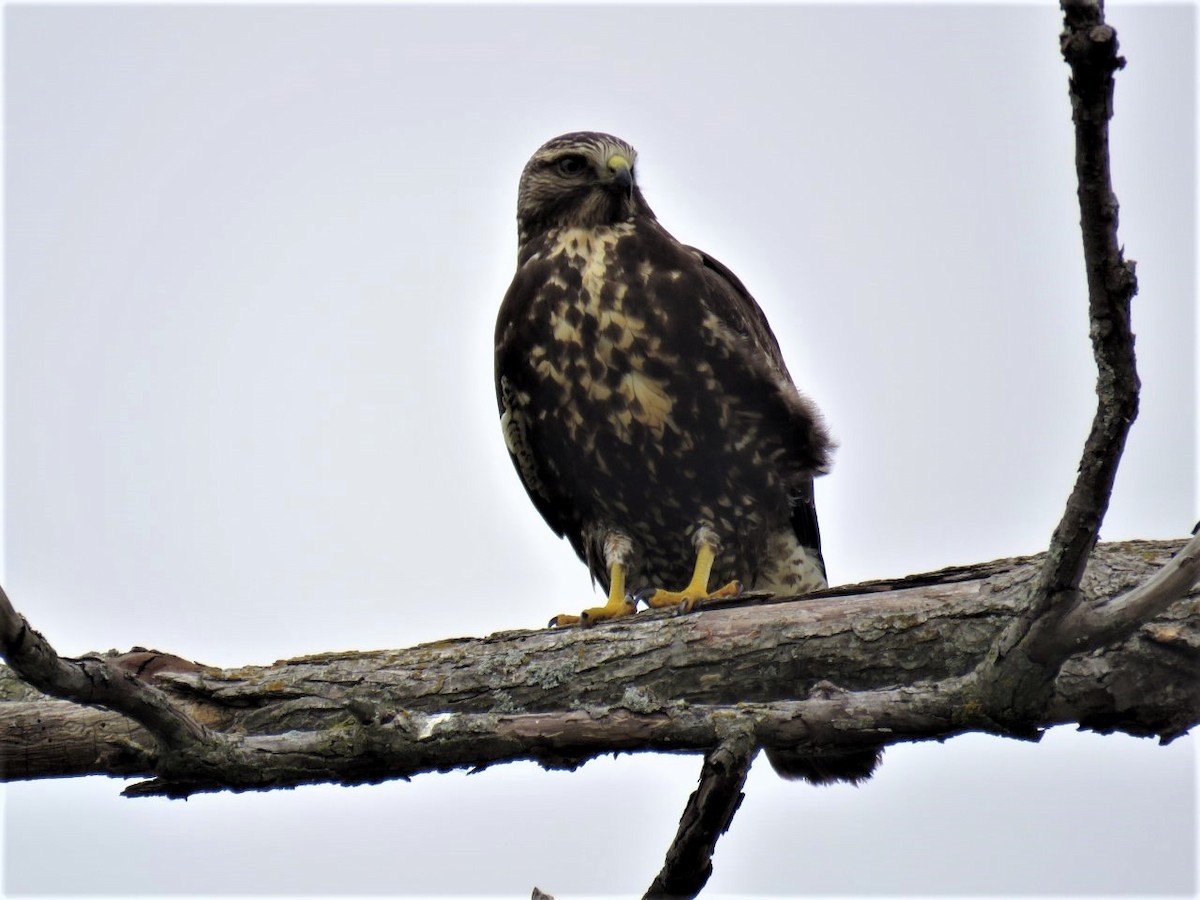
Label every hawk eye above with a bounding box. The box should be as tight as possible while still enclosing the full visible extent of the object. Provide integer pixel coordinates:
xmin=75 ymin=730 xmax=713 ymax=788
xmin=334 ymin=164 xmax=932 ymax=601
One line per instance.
xmin=555 ymin=155 xmax=588 ymax=177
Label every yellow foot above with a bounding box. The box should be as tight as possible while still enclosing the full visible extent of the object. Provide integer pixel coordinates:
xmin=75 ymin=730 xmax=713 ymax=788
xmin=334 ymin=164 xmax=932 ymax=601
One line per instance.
xmin=642 ymin=579 xmax=743 ymax=614
xmin=548 ymin=558 xmax=636 ymax=628
xmin=549 ymin=596 xmax=637 ymax=628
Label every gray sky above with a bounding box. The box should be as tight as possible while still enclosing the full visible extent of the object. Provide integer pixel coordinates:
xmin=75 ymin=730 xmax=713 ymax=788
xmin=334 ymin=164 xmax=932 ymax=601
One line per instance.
xmin=3 ymin=3 xmax=1195 ymax=897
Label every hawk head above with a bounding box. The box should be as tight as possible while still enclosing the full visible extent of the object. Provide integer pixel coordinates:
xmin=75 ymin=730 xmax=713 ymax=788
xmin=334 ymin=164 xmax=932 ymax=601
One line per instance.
xmin=516 ymin=132 xmax=655 ymax=243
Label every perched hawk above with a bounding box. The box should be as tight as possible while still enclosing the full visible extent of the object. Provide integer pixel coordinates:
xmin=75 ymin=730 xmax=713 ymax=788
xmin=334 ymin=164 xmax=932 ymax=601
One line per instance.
xmin=494 ymin=132 xmax=878 ymax=783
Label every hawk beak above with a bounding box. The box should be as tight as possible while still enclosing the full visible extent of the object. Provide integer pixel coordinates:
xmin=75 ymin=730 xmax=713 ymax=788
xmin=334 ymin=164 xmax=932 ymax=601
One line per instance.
xmin=607 ymin=154 xmax=634 ymax=197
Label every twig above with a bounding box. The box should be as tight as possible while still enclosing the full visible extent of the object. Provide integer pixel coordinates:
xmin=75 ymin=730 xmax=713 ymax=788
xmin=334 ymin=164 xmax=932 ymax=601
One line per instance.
xmin=644 ymin=729 xmax=758 ymax=899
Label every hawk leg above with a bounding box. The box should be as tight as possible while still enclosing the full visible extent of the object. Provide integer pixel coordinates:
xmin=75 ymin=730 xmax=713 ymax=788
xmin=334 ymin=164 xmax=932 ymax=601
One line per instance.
xmin=549 ymin=533 xmax=638 ymax=627
xmin=642 ymin=530 xmax=741 ymax=613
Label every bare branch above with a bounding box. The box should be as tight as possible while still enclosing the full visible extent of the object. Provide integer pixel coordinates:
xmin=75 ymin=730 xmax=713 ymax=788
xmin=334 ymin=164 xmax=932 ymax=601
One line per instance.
xmin=0 ymin=583 xmax=209 ymax=749
xmin=645 ymin=729 xmax=758 ymax=899
xmin=3 ymin=541 xmax=1195 ymax=797
xmin=1056 ymin=530 xmax=1200 ymax=652
xmin=1040 ymin=0 xmax=1141 ymax=613
xmin=982 ymin=0 xmax=1141 ymax=722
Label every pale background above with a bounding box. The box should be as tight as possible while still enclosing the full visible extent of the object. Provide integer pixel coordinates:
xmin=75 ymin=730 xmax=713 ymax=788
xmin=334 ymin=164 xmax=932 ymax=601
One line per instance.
xmin=3 ymin=2 xmax=1196 ymax=897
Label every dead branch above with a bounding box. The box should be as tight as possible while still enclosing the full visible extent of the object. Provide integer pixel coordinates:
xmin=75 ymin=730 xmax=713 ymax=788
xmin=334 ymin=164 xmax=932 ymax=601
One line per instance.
xmin=0 ymin=584 xmax=211 ymax=749
xmin=982 ymin=0 xmax=1142 ymax=727
xmin=2 ymin=540 xmax=1196 ymax=797
xmin=645 ymin=729 xmax=758 ymax=899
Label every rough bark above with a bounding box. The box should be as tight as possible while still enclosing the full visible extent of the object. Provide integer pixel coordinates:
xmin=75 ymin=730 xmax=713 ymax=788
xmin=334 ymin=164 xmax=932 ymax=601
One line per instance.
xmin=2 ymin=540 xmax=1196 ymax=797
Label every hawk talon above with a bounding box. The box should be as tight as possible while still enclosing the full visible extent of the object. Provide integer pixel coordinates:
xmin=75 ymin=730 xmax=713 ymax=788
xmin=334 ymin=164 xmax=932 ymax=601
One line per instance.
xmin=580 ymin=597 xmax=637 ymax=626
xmin=548 ymin=594 xmax=636 ymax=629
xmin=641 ymin=537 xmax=744 ymax=616
xmin=644 ymin=578 xmax=744 ymax=614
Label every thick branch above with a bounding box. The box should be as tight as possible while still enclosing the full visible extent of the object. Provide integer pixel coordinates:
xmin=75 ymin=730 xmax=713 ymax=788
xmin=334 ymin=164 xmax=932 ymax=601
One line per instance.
xmin=2 ymin=540 xmax=1195 ymax=796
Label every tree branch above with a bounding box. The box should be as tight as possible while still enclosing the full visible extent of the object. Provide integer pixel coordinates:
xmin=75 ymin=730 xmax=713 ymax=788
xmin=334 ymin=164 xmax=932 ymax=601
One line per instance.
xmin=645 ymin=729 xmax=758 ymax=899
xmin=2 ymin=540 xmax=1195 ymax=797
xmin=0 ymin=584 xmax=210 ymax=749
xmin=1056 ymin=530 xmax=1200 ymax=650
xmin=981 ymin=0 xmax=1141 ymax=724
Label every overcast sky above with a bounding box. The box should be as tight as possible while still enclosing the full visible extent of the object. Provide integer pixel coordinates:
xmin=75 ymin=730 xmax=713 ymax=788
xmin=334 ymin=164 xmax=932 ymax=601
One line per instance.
xmin=3 ymin=3 xmax=1195 ymax=897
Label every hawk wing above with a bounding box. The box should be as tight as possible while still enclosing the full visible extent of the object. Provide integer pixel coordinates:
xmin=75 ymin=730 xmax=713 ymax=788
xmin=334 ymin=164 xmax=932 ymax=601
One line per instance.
xmin=689 ymin=246 xmax=827 ymax=562
xmin=690 ymin=247 xmax=791 ymax=375
xmin=494 ymin=264 xmax=589 ymax=564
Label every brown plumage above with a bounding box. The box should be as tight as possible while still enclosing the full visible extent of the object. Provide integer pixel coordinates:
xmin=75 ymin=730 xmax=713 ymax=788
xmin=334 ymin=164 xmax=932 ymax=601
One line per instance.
xmin=494 ymin=132 xmax=878 ymax=783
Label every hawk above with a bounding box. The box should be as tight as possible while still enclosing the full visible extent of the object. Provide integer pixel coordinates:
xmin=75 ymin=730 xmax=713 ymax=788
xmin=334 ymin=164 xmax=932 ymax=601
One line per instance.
xmin=494 ymin=132 xmax=878 ymax=783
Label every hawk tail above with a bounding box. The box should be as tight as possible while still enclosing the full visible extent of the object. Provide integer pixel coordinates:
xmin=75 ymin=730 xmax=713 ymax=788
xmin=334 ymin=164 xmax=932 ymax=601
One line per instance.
xmin=765 ymin=746 xmax=882 ymax=785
